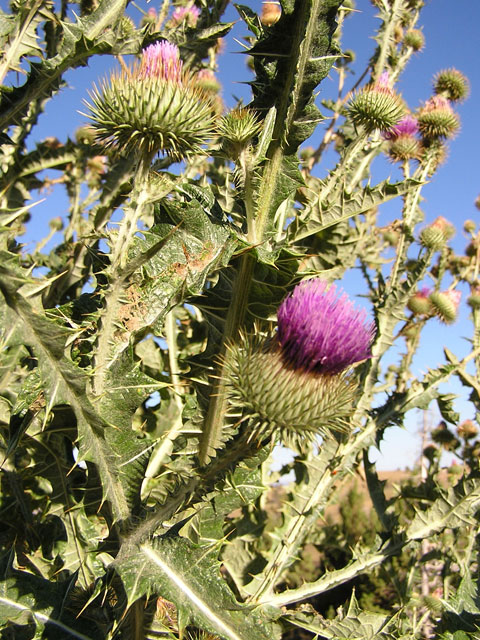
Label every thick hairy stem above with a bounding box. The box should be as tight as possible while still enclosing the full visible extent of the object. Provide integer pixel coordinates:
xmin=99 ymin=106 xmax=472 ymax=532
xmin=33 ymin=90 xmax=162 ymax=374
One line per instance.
xmin=198 ymin=254 xmax=254 ymax=465
xmin=372 ymin=0 xmax=405 ymax=80
xmin=92 ymin=155 xmax=152 ymax=397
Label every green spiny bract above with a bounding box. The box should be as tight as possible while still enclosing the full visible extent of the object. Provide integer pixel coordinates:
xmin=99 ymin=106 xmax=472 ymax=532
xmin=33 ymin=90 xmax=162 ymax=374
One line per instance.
xmin=218 ymin=107 xmax=262 ymax=160
xmin=225 ymin=333 xmax=358 ymax=450
xmin=348 ymin=74 xmax=405 ymax=132
xmin=433 ymin=68 xmax=469 ymax=102
xmin=416 ymin=96 xmax=460 ymax=140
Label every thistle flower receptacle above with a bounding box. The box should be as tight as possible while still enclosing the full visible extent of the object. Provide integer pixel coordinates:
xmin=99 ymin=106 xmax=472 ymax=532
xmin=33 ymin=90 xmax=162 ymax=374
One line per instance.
xmin=384 ymin=115 xmax=420 ymax=162
xmin=407 ymin=287 xmax=432 ymax=316
xmin=403 ymin=29 xmax=425 ymax=52
xmin=420 ymin=216 xmax=455 ymax=250
xmin=434 ymin=68 xmax=469 ymax=102
xmin=85 ymin=42 xmax=217 ymax=159
xmin=277 ymin=279 xmax=375 ymax=374
xmin=225 ymin=279 xmax=375 ymax=447
xmin=417 ymin=96 xmax=460 ymax=140
xmin=260 ymin=1 xmax=282 ymax=26
xmin=348 ymin=72 xmax=405 ymax=133
xmin=218 ymin=108 xmax=262 ymax=160
xmin=429 ymin=289 xmax=461 ymax=324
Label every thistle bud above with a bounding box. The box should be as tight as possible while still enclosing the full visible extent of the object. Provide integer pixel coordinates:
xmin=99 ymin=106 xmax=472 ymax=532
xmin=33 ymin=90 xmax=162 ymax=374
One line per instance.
xmin=467 ymin=286 xmax=480 ymax=310
xmin=429 ymin=289 xmax=461 ymax=324
xmin=85 ymin=41 xmax=217 ymax=159
xmin=49 ymin=217 xmax=64 ymax=231
xmin=195 ymin=69 xmax=221 ymax=95
xmin=348 ymin=72 xmax=405 ymax=132
xmin=260 ymin=1 xmax=282 ymax=26
xmin=219 ymin=108 xmax=262 ymax=159
xmin=464 ymin=219 xmax=476 ymax=234
xmin=457 ymin=419 xmax=478 ymax=440
xmin=384 ymin=115 xmax=420 ymax=162
xmin=171 ymin=5 xmax=201 ymax=28
xmin=433 ymin=68 xmax=469 ymax=102
xmin=225 ymin=279 xmax=375 ymax=448
xmin=407 ymin=287 xmax=432 ymax=315
xmin=403 ymin=29 xmax=425 ymax=51
xmin=420 ymin=216 xmax=455 ymax=250
xmin=417 ymin=96 xmax=460 ymax=140
xmin=431 ymin=421 xmax=460 ymax=450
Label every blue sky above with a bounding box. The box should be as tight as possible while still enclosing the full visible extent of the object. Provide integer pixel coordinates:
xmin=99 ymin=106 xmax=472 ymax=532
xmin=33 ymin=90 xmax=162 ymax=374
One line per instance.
xmin=8 ymin=0 xmax=480 ymax=469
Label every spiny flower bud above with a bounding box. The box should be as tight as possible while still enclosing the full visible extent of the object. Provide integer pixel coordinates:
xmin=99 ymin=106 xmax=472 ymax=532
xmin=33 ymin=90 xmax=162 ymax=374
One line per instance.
xmin=384 ymin=115 xmax=420 ymax=162
xmin=403 ymin=29 xmax=425 ymax=51
xmin=85 ymin=41 xmax=217 ymax=159
xmin=195 ymin=69 xmax=221 ymax=94
xmin=431 ymin=421 xmax=460 ymax=450
xmin=260 ymin=1 xmax=282 ymax=26
xmin=219 ymin=108 xmax=262 ymax=159
xmin=457 ymin=419 xmax=478 ymax=440
xmin=429 ymin=289 xmax=461 ymax=324
xmin=434 ymin=68 xmax=469 ymax=102
xmin=171 ymin=5 xmax=201 ymax=28
xmin=419 ymin=216 xmax=455 ymax=250
xmin=49 ymin=216 xmax=64 ymax=231
xmin=417 ymin=96 xmax=460 ymax=140
xmin=467 ymin=286 xmax=480 ymax=310
xmin=348 ymin=72 xmax=405 ymax=132
xmin=464 ymin=219 xmax=476 ymax=233
xmin=225 ymin=279 xmax=375 ymax=447
xmin=407 ymin=287 xmax=432 ymax=315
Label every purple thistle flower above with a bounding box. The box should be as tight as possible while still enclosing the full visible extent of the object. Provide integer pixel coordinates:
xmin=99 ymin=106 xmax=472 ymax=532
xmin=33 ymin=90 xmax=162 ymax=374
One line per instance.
xmin=139 ymin=42 xmax=183 ymax=82
xmin=384 ymin=114 xmax=419 ymax=140
xmin=277 ymin=279 xmax=375 ymax=374
xmin=376 ymin=71 xmax=391 ymax=90
xmin=172 ymin=5 xmax=201 ymax=26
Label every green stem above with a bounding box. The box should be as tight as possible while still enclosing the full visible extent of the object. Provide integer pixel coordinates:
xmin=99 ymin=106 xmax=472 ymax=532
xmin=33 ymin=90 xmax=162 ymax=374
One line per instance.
xmin=92 ymin=154 xmax=152 ymax=397
xmin=198 ymin=253 xmax=254 ymax=465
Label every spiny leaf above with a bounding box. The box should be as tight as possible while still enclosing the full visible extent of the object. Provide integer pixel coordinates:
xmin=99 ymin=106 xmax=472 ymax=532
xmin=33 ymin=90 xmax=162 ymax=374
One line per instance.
xmin=0 ymin=258 xmax=130 ymax=523
xmin=406 ymin=477 xmax=480 ymax=540
xmin=292 ymin=178 xmax=423 ymax=241
xmin=116 ymin=537 xmax=281 ymax=640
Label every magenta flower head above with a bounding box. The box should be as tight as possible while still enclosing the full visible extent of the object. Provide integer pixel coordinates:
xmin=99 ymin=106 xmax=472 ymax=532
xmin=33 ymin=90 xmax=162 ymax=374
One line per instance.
xmin=224 ymin=279 xmax=375 ymax=449
xmin=139 ymin=41 xmax=183 ymax=82
xmin=277 ymin=279 xmax=375 ymax=374
xmin=384 ymin=114 xmax=419 ymax=140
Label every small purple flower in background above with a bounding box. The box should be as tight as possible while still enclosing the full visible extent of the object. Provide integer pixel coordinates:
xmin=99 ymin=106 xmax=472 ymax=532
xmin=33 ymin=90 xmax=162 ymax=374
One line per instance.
xmin=376 ymin=71 xmax=392 ymax=91
xmin=139 ymin=42 xmax=183 ymax=82
xmin=384 ymin=114 xmax=419 ymax=140
xmin=277 ymin=279 xmax=375 ymax=374
xmin=172 ymin=5 xmax=201 ymax=27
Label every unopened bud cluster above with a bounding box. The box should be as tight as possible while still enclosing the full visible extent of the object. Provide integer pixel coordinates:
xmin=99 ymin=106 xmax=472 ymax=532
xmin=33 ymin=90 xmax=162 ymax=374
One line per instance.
xmin=225 ymin=279 xmax=375 ymax=448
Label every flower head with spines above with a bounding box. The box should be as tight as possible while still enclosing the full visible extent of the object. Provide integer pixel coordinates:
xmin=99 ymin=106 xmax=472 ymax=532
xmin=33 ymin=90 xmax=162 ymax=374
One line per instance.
xmin=225 ymin=279 xmax=375 ymax=449
xmin=85 ymin=41 xmax=217 ymax=160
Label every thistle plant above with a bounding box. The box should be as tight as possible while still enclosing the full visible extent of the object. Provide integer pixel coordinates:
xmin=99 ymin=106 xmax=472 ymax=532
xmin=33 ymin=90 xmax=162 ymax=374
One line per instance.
xmin=1 ymin=1 xmax=479 ymax=640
